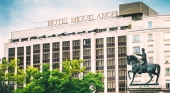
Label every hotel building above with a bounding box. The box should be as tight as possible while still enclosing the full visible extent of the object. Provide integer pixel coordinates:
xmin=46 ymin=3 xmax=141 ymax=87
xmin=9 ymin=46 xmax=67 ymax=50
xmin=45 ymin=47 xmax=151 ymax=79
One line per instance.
xmin=3 ymin=2 xmax=170 ymax=93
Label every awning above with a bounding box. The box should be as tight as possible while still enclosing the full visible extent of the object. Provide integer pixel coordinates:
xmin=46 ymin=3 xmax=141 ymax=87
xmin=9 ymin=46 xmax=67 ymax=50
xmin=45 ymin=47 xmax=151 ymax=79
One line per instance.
xmin=77 ymin=31 xmax=85 ymax=34
xmin=30 ymin=36 xmax=38 ymax=39
xmin=39 ymin=35 xmax=46 ymax=38
xmin=48 ymin=34 xmax=56 ymax=37
xmin=21 ymin=37 xmax=28 ymax=40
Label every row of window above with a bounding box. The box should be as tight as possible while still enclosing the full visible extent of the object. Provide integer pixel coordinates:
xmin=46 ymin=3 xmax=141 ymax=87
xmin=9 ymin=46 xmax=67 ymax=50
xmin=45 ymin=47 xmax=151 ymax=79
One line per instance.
xmin=148 ymin=20 xmax=170 ymax=29
xmin=11 ymin=20 xmax=170 ymax=44
xmin=11 ymin=26 xmax=124 ymax=43
xmin=133 ymin=33 xmax=170 ymax=42
xmin=134 ymin=45 xmax=170 ymax=53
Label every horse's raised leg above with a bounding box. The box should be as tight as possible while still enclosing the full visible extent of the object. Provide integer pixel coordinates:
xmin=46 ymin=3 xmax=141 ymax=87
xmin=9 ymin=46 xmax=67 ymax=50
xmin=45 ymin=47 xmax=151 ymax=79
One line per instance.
xmin=128 ymin=70 xmax=133 ymax=80
xmin=146 ymin=72 xmax=153 ymax=84
xmin=130 ymin=72 xmax=136 ymax=85
xmin=156 ymin=73 xmax=159 ymax=84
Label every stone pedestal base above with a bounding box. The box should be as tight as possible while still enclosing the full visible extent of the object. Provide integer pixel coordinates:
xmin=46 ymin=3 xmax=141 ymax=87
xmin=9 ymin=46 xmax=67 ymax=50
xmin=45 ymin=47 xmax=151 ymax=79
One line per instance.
xmin=128 ymin=85 xmax=162 ymax=93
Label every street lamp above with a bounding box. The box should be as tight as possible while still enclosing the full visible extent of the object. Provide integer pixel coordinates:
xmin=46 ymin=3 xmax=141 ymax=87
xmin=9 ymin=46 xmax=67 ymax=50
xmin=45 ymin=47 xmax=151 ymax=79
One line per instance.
xmin=0 ymin=61 xmax=15 ymax=93
xmin=1 ymin=81 xmax=15 ymax=92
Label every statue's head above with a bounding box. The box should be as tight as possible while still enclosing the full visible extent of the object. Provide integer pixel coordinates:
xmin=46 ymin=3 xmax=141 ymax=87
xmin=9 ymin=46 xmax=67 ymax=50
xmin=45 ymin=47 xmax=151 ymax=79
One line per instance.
xmin=142 ymin=48 xmax=145 ymax=53
xmin=126 ymin=55 xmax=131 ymax=65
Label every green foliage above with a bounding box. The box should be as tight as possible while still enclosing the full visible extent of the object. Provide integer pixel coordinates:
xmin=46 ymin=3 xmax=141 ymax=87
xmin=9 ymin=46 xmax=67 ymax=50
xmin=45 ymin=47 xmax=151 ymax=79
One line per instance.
xmin=62 ymin=59 xmax=86 ymax=79
xmin=15 ymin=59 xmax=104 ymax=93
xmin=79 ymin=72 xmax=104 ymax=93
xmin=26 ymin=66 xmax=40 ymax=83
xmin=15 ymin=69 xmax=25 ymax=85
xmin=0 ymin=58 xmax=25 ymax=93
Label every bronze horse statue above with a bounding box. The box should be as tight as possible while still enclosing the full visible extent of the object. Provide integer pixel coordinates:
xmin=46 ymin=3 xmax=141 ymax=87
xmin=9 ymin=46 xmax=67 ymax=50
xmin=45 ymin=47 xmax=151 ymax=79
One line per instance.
xmin=126 ymin=55 xmax=160 ymax=84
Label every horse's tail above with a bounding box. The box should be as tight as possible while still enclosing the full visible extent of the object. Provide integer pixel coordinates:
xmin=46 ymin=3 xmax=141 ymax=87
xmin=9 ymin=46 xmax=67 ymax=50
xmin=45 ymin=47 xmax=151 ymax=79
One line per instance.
xmin=156 ymin=64 xmax=160 ymax=75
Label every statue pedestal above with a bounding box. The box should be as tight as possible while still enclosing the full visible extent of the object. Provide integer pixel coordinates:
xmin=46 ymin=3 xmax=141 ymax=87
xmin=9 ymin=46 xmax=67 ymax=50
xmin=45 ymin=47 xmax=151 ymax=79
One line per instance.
xmin=127 ymin=84 xmax=162 ymax=93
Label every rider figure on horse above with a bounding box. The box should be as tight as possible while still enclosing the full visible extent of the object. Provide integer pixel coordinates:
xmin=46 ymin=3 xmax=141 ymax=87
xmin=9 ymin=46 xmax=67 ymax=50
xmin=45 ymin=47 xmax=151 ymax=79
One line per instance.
xmin=136 ymin=48 xmax=148 ymax=74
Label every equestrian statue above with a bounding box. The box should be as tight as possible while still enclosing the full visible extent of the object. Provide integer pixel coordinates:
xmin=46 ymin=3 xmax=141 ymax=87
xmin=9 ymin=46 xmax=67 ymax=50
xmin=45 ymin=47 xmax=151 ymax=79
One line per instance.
xmin=126 ymin=48 xmax=160 ymax=85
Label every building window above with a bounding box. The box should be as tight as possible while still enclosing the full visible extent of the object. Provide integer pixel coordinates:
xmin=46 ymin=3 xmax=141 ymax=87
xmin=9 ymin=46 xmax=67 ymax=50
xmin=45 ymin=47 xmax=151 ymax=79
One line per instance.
xmin=98 ymin=28 xmax=106 ymax=33
xmin=73 ymin=51 xmax=80 ymax=59
xmin=148 ymin=45 xmax=153 ymax=52
xmin=148 ymin=34 xmax=153 ymax=41
xmin=165 ymin=56 xmax=170 ymax=63
xmin=73 ymin=40 xmax=80 ymax=49
xmin=8 ymin=48 xmax=15 ymax=57
xmin=26 ymin=46 xmax=31 ymax=66
xmin=73 ymin=40 xmax=80 ymax=59
xmin=107 ymin=48 xmax=115 ymax=54
xmin=96 ymin=38 xmax=103 ymax=44
xmin=33 ymin=44 xmax=40 ymax=65
xmin=166 ymin=83 xmax=170 ymax=89
xmin=43 ymin=43 xmax=50 ymax=52
xmin=164 ymin=33 xmax=170 ymax=40
xmin=73 ymin=40 xmax=80 ymax=46
xmin=63 ymin=41 xmax=70 ymax=47
xmin=83 ymin=39 xmax=91 ymax=45
xmin=120 ymin=26 xmax=128 ymax=30
xmin=96 ymin=60 xmax=104 ymax=67
xmin=62 ymin=41 xmax=70 ymax=61
xmin=166 ymin=68 xmax=170 ymax=75
xmin=149 ymin=57 xmax=153 ymax=63
xmin=83 ymin=60 xmax=91 ymax=67
xmin=53 ymin=63 xmax=59 ymax=69
xmin=148 ymin=21 xmax=152 ymax=28
xmin=133 ymin=35 xmax=140 ymax=42
xmin=96 ymin=49 xmax=103 ymax=55
xmin=43 ymin=43 xmax=50 ymax=63
xmin=107 ymin=59 xmax=115 ymax=66
xmin=109 ymin=27 xmax=117 ymax=31
xmin=52 ymin=42 xmax=60 ymax=65
xmin=164 ymin=20 xmax=170 ymax=27
xmin=165 ymin=45 xmax=170 ymax=51
xmin=21 ymin=38 xmax=28 ymax=42
xmin=166 ymin=82 xmax=170 ymax=89
xmin=12 ymin=39 xmax=19 ymax=43
xmin=133 ymin=47 xmax=140 ymax=53
xmin=83 ymin=50 xmax=91 ymax=56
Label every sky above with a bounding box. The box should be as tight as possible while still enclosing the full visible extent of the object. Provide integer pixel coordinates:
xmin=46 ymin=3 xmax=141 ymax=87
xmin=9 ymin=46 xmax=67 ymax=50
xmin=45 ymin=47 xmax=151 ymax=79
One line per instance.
xmin=0 ymin=0 xmax=170 ymax=58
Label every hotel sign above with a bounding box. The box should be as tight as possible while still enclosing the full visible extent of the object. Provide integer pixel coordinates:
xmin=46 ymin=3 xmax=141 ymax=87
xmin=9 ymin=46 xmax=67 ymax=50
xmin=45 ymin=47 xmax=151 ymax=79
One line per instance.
xmin=48 ymin=11 xmax=117 ymax=26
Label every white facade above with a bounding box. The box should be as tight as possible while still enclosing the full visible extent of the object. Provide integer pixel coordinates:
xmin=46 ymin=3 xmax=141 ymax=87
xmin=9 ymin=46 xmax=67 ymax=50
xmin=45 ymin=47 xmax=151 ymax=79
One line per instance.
xmin=128 ymin=15 xmax=170 ymax=89
xmin=4 ymin=15 xmax=170 ymax=92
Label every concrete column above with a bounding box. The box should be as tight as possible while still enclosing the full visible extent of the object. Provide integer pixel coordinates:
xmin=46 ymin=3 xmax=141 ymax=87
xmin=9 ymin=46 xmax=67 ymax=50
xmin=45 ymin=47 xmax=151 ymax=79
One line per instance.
xmin=126 ymin=33 xmax=130 ymax=86
xmin=115 ymin=35 xmax=119 ymax=93
xmin=28 ymin=37 xmax=30 ymax=41
xmin=4 ymin=44 xmax=8 ymax=64
xmin=91 ymin=32 xmax=96 ymax=73
xmin=14 ymin=44 xmax=17 ymax=89
xmin=23 ymin=45 xmax=26 ymax=87
xmin=40 ymin=43 xmax=42 ymax=72
xmin=19 ymin=38 xmax=21 ymax=42
xmin=60 ymin=40 xmax=62 ymax=71
xmin=31 ymin=44 xmax=33 ymax=67
xmin=80 ymin=37 xmax=83 ymax=60
xmin=80 ymin=36 xmax=83 ymax=78
xmin=104 ymin=37 xmax=107 ymax=93
xmin=24 ymin=46 xmax=26 ymax=71
xmin=50 ymin=42 xmax=52 ymax=71
xmin=70 ymin=37 xmax=73 ymax=60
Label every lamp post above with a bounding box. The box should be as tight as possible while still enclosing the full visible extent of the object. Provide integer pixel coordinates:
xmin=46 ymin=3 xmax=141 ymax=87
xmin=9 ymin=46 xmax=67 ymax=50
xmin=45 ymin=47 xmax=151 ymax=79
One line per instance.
xmin=1 ymin=81 xmax=15 ymax=93
xmin=0 ymin=61 xmax=15 ymax=93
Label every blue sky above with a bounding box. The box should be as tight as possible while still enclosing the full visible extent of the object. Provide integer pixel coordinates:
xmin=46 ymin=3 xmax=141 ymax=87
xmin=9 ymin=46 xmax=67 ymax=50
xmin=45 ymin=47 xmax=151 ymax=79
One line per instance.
xmin=0 ymin=0 xmax=170 ymax=57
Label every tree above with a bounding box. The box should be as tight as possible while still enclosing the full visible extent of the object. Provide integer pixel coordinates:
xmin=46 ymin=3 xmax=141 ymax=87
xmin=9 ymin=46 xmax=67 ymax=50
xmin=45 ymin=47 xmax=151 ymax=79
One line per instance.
xmin=0 ymin=58 xmax=25 ymax=93
xmin=25 ymin=66 xmax=40 ymax=84
xmin=15 ymin=59 xmax=104 ymax=93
